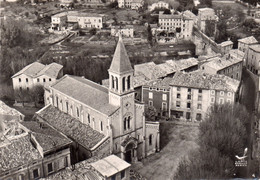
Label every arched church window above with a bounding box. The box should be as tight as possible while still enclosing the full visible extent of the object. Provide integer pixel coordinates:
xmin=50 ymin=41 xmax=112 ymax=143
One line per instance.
xmin=122 ymin=77 xmax=126 ymax=92
xmin=66 ymin=102 xmax=69 ymax=113
xmin=127 ymin=76 xmax=131 ymax=90
xmin=76 ymin=107 xmax=79 ymax=118
xmin=149 ymin=134 xmax=153 ymax=146
xmin=88 ymin=114 xmax=90 ymax=124
xmin=56 ymin=96 xmax=59 ymax=107
xmin=115 ymin=77 xmax=118 ymax=90
xmin=127 ymin=116 xmax=131 ymax=129
xmin=111 ymin=75 xmax=115 ymax=89
xmin=100 ymin=121 xmax=103 ymax=131
xmin=124 ymin=117 xmax=127 ymax=130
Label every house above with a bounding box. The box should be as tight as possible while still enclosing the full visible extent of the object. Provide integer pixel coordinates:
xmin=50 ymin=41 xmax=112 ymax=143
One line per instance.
xmin=0 ymin=121 xmax=72 ymax=180
xmin=51 ymin=12 xmax=67 ymax=31
xmin=238 ymin=36 xmax=258 ymax=53
xmin=77 ymin=13 xmax=105 ymax=29
xmin=42 ymin=155 xmax=131 ymax=180
xmin=59 ymin=0 xmax=74 ymax=7
xmin=219 ymin=40 xmax=233 ymax=55
xmin=197 ymin=8 xmax=217 ymax=33
xmin=12 ymin=62 xmax=63 ymax=103
xmin=131 ymin=0 xmax=144 ymax=10
xmin=245 ymin=44 xmax=260 ymax=76
xmin=111 ymin=25 xmax=134 ymax=37
xmin=148 ymin=1 xmax=169 ymax=11
xmin=158 ymin=12 xmax=194 ymax=40
xmin=200 ymin=52 xmax=243 ymax=81
xmin=169 ymin=71 xmax=240 ymax=122
xmin=118 ymin=0 xmax=144 ymax=9
xmin=40 ymin=35 xmax=160 ymax=164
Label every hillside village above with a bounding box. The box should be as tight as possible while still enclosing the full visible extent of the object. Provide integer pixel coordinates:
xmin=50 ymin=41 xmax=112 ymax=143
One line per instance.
xmin=1 ymin=0 xmax=260 ymax=179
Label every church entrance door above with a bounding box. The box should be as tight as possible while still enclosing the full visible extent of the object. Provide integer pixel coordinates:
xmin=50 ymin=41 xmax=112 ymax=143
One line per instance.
xmin=125 ymin=149 xmax=132 ymax=163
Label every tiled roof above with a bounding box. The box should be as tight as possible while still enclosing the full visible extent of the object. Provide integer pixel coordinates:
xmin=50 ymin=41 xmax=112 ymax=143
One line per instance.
xmin=249 ymin=44 xmax=260 ymax=52
xmin=238 ymin=36 xmax=258 ymax=44
xmin=159 ymin=14 xmax=182 ymax=19
xmin=133 ymin=72 xmax=150 ymax=88
xmin=12 ymin=62 xmax=63 ymax=78
xmin=109 ymin=35 xmax=133 ymax=74
xmin=51 ymin=75 xmax=119 ymax=116
xmin=12 ymin=62 xmax=45 ymax=78
xmin=170 ymin=71 xmax=240 ymax=92
xmin=202 ymin=54 xmax=242 ymax=71
xmin=134 ymin=62 xmax=167 ymax=80
xmin=143 ymin=77 xmax=173 ymax=89
xmin=41 ymin=157 xmax=101 ymax=180
xmin=91 ymin=155 xmax=131 ymax=178
xmin=0 ymin=134 xmax=41 ymax=173
xmin=183 ymin=10 xmax=196 ymax=18
xmin=20 ymin=121 xmax=72 ymax=153
xmin=165 ymin=58 xmax=198 ymax=71
xmin=36 ymin=105 xmax=105 ymax=149
xmin=36 ymin=62 xmax=63 ymax=78
xmin=0 ymin=100 xmax=23 ymax=117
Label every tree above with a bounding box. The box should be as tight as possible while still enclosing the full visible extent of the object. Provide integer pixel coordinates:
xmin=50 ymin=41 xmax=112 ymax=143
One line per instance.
xmin=147 ymin=24 xmax=153 ymax=46
xmin=89 ymin=28 xmax=97 ymax=35
xmin=108 ymin=1 xmax=118 ymax=8
xmin=243 ymin=18 xmax=258 ymax=30
xmin=30 ymin=85 xmax=44 ymax=107
xmin=163 ymin=9 xmax=171 ymax=14
xmin=145 ymin=105 xmax=157 ymax=121
xmin=174 ymin=103 xmax=249 ymax=179
xmin=200 ymin=0 xmax=212 ymax=7
xmin=205 ymin=20 xmax=216 ymax=37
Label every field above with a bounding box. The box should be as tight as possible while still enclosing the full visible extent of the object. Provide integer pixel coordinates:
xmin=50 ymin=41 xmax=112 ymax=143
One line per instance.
xmin=132 ymin=122 xmax=199 ymax=180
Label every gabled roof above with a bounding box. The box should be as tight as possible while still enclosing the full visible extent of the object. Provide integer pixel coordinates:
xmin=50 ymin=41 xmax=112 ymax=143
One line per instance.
xmin=238 ymin=36 xmax=258 ymax=44
xmin=249 ymin=44 xmax=260 ymax=52
xmin=219 ymin=40 xmax=233 ymax=47
xmin=36 ymin=105 xmax=105 ymax=150
xmin=12 ymin=62 xmax=45 ymax=78
xmin=109 ymin=35 xmax=133 ymax=74
xmin=20 ymin=121 xmax=72 ymax=153
xmin=91 ymin=155 xmax=131 ymax=178
xmin=12 ymin=62 xmax=63 ymax=79
xmin=51 ymin=75 xmax=119 ymax=116
xmin=36 ymin=62 xmax=63 ymax=78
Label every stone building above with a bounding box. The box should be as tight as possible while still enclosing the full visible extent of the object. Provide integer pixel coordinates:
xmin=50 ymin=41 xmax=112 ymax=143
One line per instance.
xmin=197 ymin=8 xmax=217 ymax=33
xmin=111 ymin=25 xmax=134 ymax=37
xmin=11 ymin=62 xmax=63 ymax=103
xmin=200 ymin=51 xmax=243 ymax=81
xmin=41 ymin=35 xmax=160 ymax=164
xmin=158 ymin=12 xmax=194 ymax=40
xmin=238 ymin=36 xmax=258 ymax=53
xmin=169 ymin=71 xmax=240 ymax=122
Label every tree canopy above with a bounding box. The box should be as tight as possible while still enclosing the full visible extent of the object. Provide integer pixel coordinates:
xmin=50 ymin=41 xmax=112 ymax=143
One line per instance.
xmin=174 ymin=103 xmax=250 ymax=179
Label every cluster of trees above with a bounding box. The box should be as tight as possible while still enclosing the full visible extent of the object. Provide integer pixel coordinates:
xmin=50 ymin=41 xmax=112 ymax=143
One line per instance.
xmin=15 ymin=85 xmax=44 ymax=107
xmin=174 ymin=104 xmax=250 ymax=179
xmin=241 ymin=0 xmax=258 ymax=6
xmin=0 ymin=17 xmax=47 ymax=83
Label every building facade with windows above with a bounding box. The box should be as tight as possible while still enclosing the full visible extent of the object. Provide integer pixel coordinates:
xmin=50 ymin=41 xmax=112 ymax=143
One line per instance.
xmin=111 ymin=25 xmax=134 ymax=37
xmin=148 ymin=1 xmax=169 ymax=11
xmin=77 ymin=13 xmax=106 ymax=29
xmin=42 ymin=35 xmax=160 ymax=164
xmin=197 ymin=8 xmax=216 ymax=33
xmin=200 ymin=52 xmax=243 ymax=81
xmin=238 ymin=36 xmax=258 ymax=54
xmin=118 ymin=0 xmax=143 ymax=9
xmin=0 ymin=121 xmax=72 ymax=180
xmin=158 ymin=12 xmax=194 ymax=40
xmin=169 ymin=72 xmax=240 ymax=122
xmin=11 ymin=62 xmax=63 ymax=103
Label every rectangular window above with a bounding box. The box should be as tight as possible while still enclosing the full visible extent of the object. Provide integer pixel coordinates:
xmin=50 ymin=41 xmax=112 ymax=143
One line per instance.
xmin=220 ymin=91 xmax=224 ymax=96
xmin=121 ymin=170 xmax=125 ymax=178
xmin=37 ymin=78 xmax=39 ymax=82
xmin=211 ymin=97 xmax=215 ymax=103
xmin=162 ymin=94 xmax=167 ymax=101
xmin=111 ymin=175 xmax=116 ymax=180
xmin=149 ymin=92 xmax=153 ymax=99
xmin=219 ymin=98 xmax=224 ymax=104
xmin=43 ymin=78 xmax=46 ymax=82
xmin=187 ymin=94 xmax=191 ymax=100
xmin=211 ymin=90 xmax=215 ymax=95
xmin=149 ymin=100 xmax=153 ymax=106
xmin=177 ymin=87 xmax=181 ymax=91
xmin=197 ymin=104 xmax=202 ymax=110
xmin=188 ymin=88 xmax=191 ymax=92
xmin=198 ymin=95 xmax=202 ymax=101
xmin=47 ymin=163 xmax=54 ymax=174
xmin=186 ymin=112 xmax=190 ymax=120
xmin=187 ymin=102 xmax=191 ymax=108
xmin=177 ymin=93 xmax=181 ymax=98
xmin=162 ymin=102 xmax=167 ymax=110
xmin=49 ymin=78 xmax=52 ymax=82
xmin=198 ymin=89 xmax=202 ymax=93
xmin=100 ymin=121 xmax=103 ymax=131
xmin=33 ymin=169 xmax=39 ymax=179
xmin=176 ymin=101 xmax=180 ymax=107
xmin=19 ymin=78 xmax=21 ymax=82
xmin=26 ymin=78 xmax=28 ymax=83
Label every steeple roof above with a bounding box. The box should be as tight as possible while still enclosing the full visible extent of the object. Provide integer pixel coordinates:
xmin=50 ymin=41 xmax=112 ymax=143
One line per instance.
xmin=109 ymin=35 xmax=133 ymax=74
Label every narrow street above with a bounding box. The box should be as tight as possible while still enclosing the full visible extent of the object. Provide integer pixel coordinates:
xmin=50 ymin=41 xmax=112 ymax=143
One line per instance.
xmin=239 ymin=68 xmax=259 ymax=178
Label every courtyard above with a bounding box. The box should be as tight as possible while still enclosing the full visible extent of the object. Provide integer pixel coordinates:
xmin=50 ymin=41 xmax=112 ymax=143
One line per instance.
xmin=132 ymin=122 xmax=199 ymax=180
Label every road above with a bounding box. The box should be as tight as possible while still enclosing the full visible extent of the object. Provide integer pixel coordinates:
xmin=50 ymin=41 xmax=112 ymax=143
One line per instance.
xmin=239 ymin=68 xmax=259 ymax=178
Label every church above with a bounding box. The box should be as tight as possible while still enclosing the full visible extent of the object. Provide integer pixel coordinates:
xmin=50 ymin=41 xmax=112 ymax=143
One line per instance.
xmin=36 ymin=35 xmax=160 ymax=164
